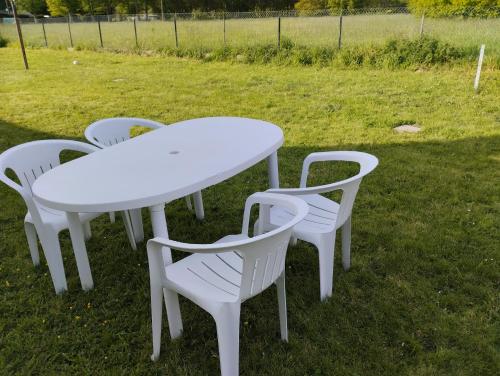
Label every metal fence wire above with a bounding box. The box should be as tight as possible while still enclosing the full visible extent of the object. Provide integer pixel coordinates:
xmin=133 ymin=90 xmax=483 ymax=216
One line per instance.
xmin=0 ymin=7 xmax=498 ymax=56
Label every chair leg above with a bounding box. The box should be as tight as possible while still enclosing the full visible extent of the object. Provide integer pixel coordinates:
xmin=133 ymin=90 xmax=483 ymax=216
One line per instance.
xmin=121 ymin=211 xmax=137 ymax=250
xmin=150 ymin=284 xmax=164 ymax=361
xmin=130 ymin=208 xmax=144 ymax=243
xmin=38 ymin=229 xmax=67 ymax=294
xmin=83 ymin=221 xmax=92 ymax=241
xmin=109 ymin=212 xmax=115 ymax=223
xmin=214 ymin=303 xmax=241 ymax=376
xmin=193 ymin=191 xmax=204 ymax=221
xmin=342 ymin=216 xmax=352 ymax=271
xmin=24 ymin=222 xmax=40 ymax=267
xmin=317 ymin=234 xmax=336 ymax=301
xmin=184 ymin=195 xmax=193 ymax=211
xmin=276 ymin=273 xmax=288 ymax=341
xmin=163 ymin=288 xmax=183 ymax=339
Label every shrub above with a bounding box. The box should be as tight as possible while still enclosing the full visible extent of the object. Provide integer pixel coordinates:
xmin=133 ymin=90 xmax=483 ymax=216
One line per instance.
xmin=115 ymin=36 xmax=471 ymax=69
xmin=0 ymin=35 xmax=8 ymax=48
xmin=408 ymin=1 xmax=500 ymax=18
xmin=380 ymin=37 xmax=464 ymax=68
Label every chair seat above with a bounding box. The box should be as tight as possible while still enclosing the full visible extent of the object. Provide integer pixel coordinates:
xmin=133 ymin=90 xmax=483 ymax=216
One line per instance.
xmin=25 ymin=203 xmax=101 ymax=232
xmin=269 ymin=194 xmax=340 ymax=235
xmin=165 ymin=235 xmax=248 ymax=304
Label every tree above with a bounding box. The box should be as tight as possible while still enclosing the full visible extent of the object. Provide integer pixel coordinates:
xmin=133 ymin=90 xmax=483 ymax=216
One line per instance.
xmin=408 ymin=0 xmax=499 ymax=16
xmin=16 ymin=0 xmax=48 ymax=14
xmin=45 ymin=0 xmax=81 ymax=15
xmin=294 ymin=0 xmax=328 ymax=10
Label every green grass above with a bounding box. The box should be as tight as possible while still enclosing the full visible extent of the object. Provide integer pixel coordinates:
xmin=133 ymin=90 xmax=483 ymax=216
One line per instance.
xmin=0 ymin=48 xmax=499 ymax=375
xmin=1 ymin=14 xmax=499 ymax=59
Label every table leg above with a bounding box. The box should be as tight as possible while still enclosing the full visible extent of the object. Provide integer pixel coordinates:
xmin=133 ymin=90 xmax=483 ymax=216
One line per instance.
xmin=130 ymin=208 xmax=144 ymax=243
xmin=267 ymin=151 xmax=280 ymax=189
xmin=149 ymin=204 xmax=183 ymax=338
xmin=66 ymin=212 xmax=94 ymax=291
xmin=193 ymin=191 xmax=204 ymax=221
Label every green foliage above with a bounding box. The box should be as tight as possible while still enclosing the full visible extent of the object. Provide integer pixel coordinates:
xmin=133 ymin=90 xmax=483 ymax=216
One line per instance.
xmin=45 ymin=0 xmax=81 ymax=16
xmin=294 ymin=0 xmax=328 ymax=10
xmin=0 ymin=34 xmax=8 ymax=47
xmin=328 ymin=0 xmax=407 ymax=9
xmin=158 ymin=36 xmax=471 ymax=69
xmin=408 ymin=0 xmax=500 ymax=17
xmin=17 ymin=0 xmax=48 ymax=14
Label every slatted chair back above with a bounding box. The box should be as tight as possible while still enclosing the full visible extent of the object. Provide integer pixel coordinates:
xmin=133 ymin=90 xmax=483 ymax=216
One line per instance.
xmin=269 ymin=151 xmax=378 ymax=228
xmin=148 ymin=192 xmax=308 ymax=301
xmin=85 ymin=117 xmax=164 ymax=149
xmin=0 ymin=140 xmax=98 ymax=203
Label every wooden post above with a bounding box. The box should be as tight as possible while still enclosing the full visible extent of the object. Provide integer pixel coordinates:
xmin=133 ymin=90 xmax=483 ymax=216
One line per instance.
xmin=173 ymin=13 xmax=178 ymax=48
xmin=133 ymin=17 xmax=138 ymax=47
xmin=419 ymin=11 xmax=425 ymax=37
xmin=10 ymin=0 xmax=28 ymax=69
xmin=474 ymin=44 xmax=485 ymax=92
xmin=277 ymin=16 xmax=281 ymax=49
xmin=97 ymin=18 xmax=103 ymax=47
xmin=223 ymin=13 xmax=226 ymax=46
xmin=338 ymin=8 xmax=343 ymax=49
xmin=67 ymin=13 xmax=73 ymax=48
xmin=41 ymin=18 xmax=48 ymax=47
xmin=160 ymin=0 xmax=164 ymax=21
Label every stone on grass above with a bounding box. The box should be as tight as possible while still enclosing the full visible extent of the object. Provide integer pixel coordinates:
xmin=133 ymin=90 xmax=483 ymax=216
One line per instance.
xmin=394 ymin=124 xmax=421 ymax=133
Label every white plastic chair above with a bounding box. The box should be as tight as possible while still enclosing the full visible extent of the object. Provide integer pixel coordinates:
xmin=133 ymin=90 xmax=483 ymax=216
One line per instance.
xmin=84 ymin=117 xmax=205 ymax=231
xmin=0 ymin=140 xmax=137 ymax=294
xmin=262 ymin=151 xmax=379 ymax=301
xmin=146 ymin=192 xmax=309 ymax=375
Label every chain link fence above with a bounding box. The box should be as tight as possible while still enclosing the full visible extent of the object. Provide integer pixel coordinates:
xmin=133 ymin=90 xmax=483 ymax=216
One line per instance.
xmin=1 ymin=8 xmax=498 ymax=56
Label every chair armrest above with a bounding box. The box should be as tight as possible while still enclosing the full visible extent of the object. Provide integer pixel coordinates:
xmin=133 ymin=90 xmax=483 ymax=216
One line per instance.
xmin=147 ymin=236 xmax=248 ymax=255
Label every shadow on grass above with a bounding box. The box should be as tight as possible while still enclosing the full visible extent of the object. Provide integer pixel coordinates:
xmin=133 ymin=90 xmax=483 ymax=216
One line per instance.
xmin=0 ymin=118 xmax=498 ymax=375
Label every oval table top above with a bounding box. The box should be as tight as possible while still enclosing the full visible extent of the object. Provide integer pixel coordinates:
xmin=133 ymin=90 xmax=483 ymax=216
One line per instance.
xmin=32 ymin=117 xmax=284 ymax=213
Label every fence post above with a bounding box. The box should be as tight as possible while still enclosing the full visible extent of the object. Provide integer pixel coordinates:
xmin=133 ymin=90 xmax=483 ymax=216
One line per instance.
xmin=9 ymin=0 xmax=28 ymax=69
xmin=419 ymin=11 xmax=425 ymax=37
xmin=277 ymin=16 xmax=281 ymax=49
xmin=67 ymin=13 xmax=74 ymax=48
xmin=474 ymin=44 xmax=485 ymax=92
xmin=338 ymin=8 xmax=343 ymax=49
xmin=160 ymin=0 xmax=164 ymax=21
xmin=174 ymin=13 xmax=178 ymax=48
xmin=223 ymin=13 xmax=226 ymax=46
xmin=41 ymin=18 xmax=48 ymax=47
xmin=133 ymin=16 xmax=138 ymax=47
xmin=97 ymin=18 xmax=103 ymax=48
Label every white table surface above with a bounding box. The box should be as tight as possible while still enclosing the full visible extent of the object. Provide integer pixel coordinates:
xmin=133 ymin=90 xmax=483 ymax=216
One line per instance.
xmin=31 ymin=117 xmax=283 ymax=294
xmin=33 ymin=117 xmax=283 ymax=213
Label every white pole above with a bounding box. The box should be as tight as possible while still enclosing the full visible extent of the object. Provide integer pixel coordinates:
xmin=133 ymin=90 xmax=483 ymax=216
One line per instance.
xmin=474 ymin=44 xmax=485 ymax=92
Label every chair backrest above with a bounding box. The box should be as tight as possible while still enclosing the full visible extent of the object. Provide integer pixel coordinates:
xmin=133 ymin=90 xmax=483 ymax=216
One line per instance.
xmin=269 ymin=151 xmax=378 ymax=228
xmin=84 ymin=117 xmax=165 ymax=148
xmin=147 ymin=192 xmax=309 ymax=301
xmin=0 ymin=140 xmax=98 ymax=219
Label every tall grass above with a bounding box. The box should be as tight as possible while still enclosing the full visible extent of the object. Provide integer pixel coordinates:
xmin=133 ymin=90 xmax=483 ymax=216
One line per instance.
xmin=0 ymin=14 xmax=498 ymax=58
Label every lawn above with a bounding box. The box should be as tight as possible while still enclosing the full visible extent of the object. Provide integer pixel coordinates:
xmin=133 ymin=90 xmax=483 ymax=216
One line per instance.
xmin=0 ymin=47 xmax=499 ymax=375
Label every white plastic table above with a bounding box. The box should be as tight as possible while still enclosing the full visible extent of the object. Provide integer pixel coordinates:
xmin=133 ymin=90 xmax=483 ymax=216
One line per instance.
xmin=32 ymin=117 xmax=283 ymax=293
